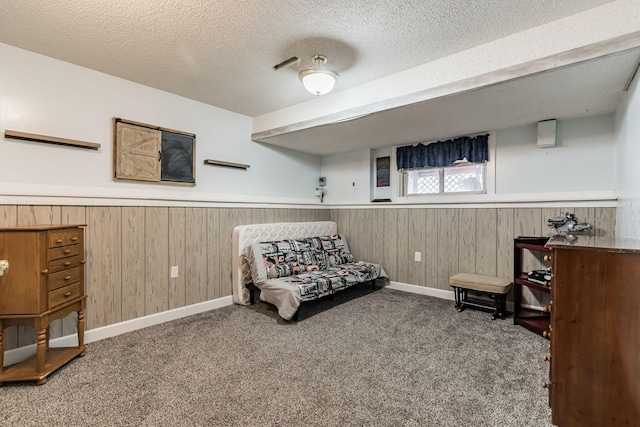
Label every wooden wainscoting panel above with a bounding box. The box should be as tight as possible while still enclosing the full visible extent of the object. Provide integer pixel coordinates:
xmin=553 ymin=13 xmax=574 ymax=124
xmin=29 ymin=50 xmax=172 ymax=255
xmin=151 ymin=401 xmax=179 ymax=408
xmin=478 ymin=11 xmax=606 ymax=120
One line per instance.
xmin=407 ymin=209 xmax=426 ymax=286
xmin=594 ymin=207 xmax=616 ymax=237
xmin=0 ymin=205 xmax=18 ymax=351
xmin=145 ymin=207 xmax=169 ymax=315
xmin=348 ymin=209 xmax=361 ymax=260
xmin=358 ymin=209 xmax=373 ymax=264
xmin=424 ymin=209 xmax=438 ymax=288
xmin=121 ymin=206 xmax=146 ymax=321
xmin=207 ymin=208 xmax=229 ymax=299
xmin=86 ymin=206 xmax=122 ymax=329
xmin=17 ymin=205 xmax=61 ymax=227
xmin=458 ymin=209 xmax=476 ymax=274
xmin=437 ymin=209 xmax=459 ymax=291
xmin=249 ymin=208 xmax=267 ymax=225
xmin=121 ymin=207 xmax=145 ymax=321
xmin=475 ymin=208 xmax=497 ymax=277
xmin=317 ymin=208 xmax=331 ymax=222
xmin=382 ymin=208 xmax=398 ymax=281
xmin=396 ymin=209 xmax=410 ymax=284
xmin=218 ymin=208 xmax=236 ymax=299
xmin=336 ymin=209 xmax=350 ymax=242
xmin=0 ymin=205 xmax=18 ymax=226
xmin=371 ymin=209 xmax=385 ymax=267
xmin=60 ymin=206 xmax=86 ymax=337
xmin=185 ymin=208 xmax=208 ymax=305
xmin=168 ymin=208 xmax=186 ymax=309
xmin=237 ymin=208 xmax=252 ymax=229
xmin=496 ymin=208 xmax=515 ymax=281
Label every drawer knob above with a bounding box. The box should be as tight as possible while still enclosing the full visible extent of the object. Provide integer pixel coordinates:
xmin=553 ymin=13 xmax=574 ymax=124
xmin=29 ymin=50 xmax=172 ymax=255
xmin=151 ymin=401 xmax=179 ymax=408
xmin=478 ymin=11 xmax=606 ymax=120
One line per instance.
xmin=64 ymin=291 xmax=71 ymax=297
xmin=543 ymin=330 xmax=551 ymax=339
xmin=71 ymin=236 xmax=78 ymax=242
xmin=64 ymin=275 xmax=72 ymax=280
xmin=64 ymin=261 xmax=71 ymax=266
xmin=543 ymin=306 xmax=551 ymax=313
xmin=41 ymin=269 xmax=49 ymax=274
xmin=56 ymin=238 xmax=63 ymax=244
xmin=543 ymin=280 xmax=550 ymax=287
xmin=541 ymin=355 xmax=550 ymax=362
xmin=541 ymin=381 xmax=550 ymax=389
xmin=543 ymin=254 xmax=552 ymax=262
xmin=63 ymin=249 xmax=71 ymax=254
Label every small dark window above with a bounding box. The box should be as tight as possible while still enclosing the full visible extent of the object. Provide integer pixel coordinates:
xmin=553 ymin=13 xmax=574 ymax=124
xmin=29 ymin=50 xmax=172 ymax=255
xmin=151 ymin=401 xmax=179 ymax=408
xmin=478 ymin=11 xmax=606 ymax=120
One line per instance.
xmin=161 ymin=131 xmax=194 ymax=183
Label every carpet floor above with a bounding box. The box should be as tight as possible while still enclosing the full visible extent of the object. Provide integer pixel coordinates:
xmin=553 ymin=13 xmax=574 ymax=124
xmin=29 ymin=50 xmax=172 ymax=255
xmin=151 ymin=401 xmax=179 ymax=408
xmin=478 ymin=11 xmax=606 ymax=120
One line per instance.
xmin=1 ymin=286 xmax=553 ymax=426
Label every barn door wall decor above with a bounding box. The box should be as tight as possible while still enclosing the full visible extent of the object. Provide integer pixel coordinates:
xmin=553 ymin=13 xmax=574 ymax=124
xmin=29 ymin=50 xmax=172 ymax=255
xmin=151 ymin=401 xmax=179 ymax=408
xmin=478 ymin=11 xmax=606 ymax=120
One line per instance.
xmin=113 ymin=118 xmax=196 ymax=185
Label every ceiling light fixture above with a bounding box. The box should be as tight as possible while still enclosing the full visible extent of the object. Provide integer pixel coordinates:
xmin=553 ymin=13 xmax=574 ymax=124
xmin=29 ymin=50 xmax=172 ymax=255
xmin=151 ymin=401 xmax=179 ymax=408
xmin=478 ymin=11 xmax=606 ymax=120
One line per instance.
xmin=299 ymin=55 xmax=339 ymax=96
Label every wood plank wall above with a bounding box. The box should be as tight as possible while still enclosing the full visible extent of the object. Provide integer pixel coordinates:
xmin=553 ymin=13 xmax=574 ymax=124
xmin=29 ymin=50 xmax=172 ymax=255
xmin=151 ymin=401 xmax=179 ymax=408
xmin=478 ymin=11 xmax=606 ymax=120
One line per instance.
xmin=0 ymin=205 xmax=329 ymax=351
xmin=331 ymin=206 xmax=616 ymax=304
xmin=1 ymin=204 xmax=615 ymax=353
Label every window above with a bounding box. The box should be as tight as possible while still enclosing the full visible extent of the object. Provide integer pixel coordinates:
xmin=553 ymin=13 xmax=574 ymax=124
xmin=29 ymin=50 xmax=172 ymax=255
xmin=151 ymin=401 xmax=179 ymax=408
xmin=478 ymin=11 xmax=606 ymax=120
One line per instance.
xmin=403 ymin=163 xmax=485 ymax=196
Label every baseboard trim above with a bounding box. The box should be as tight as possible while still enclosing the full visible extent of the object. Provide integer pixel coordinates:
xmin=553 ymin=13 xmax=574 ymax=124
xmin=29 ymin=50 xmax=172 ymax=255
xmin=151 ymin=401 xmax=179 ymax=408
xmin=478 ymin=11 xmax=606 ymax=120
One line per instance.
xmin=3 ymin=296 xmax=233 ymax=367
xmin=386 ymin=281 xmax=455 ymax=301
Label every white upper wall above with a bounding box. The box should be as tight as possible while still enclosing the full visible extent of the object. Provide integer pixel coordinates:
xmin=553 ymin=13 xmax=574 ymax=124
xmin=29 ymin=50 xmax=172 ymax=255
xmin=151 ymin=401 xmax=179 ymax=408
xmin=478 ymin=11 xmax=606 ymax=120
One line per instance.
xmin=496 ymin=116 xmax=615 ymax=194
xmin=614 ymin=64 xmax=640 ymax=238
xmin=0 ymin=43 xmax=321 ymax=205
xmin=321 ymin=114 xmax=616 ymax=205
xmin=254 ymin=0 xmax=640 ymax=134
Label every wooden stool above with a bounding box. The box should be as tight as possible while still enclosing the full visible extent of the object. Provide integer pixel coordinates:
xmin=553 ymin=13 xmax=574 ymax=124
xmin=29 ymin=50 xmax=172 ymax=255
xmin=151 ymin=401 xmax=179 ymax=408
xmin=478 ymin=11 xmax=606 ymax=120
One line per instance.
xmin=449 ymin=273 xmax=512 ymax=320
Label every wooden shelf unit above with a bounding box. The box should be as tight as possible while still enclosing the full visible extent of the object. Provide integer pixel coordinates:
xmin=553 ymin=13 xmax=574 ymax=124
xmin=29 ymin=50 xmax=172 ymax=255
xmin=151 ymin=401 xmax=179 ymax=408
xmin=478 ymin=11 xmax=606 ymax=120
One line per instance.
xmin=513 ymin=236 xmax=551 ymax=337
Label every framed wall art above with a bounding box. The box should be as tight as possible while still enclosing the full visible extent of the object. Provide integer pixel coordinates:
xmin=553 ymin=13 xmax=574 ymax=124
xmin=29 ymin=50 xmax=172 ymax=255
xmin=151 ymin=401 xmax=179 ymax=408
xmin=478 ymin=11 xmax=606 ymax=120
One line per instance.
xmin=113 ymin=118 xmax=195 ymax=185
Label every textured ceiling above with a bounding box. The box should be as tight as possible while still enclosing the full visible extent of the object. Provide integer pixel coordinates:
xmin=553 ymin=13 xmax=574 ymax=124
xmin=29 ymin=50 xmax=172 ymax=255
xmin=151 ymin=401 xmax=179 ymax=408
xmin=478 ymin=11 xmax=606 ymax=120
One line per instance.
xmin=254 ymin=49 xmax=640 ymax=155
xmin=0 ymin=0 xmax=611 ymax=117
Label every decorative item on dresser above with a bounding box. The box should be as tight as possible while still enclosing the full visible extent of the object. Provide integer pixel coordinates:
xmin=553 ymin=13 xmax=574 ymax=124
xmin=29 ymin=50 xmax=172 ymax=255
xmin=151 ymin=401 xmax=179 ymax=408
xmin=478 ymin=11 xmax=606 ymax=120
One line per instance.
xmin=543 ymin=236 xmax=640 ymax=427
xmin=0 ymin=224 xmax=87 ymax=385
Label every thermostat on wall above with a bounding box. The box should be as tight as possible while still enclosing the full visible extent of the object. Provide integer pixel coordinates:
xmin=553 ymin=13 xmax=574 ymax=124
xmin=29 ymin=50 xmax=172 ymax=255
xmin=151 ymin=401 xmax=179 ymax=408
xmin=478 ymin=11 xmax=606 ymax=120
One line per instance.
xmin=319 ymin=177 xmax=326 ymax=187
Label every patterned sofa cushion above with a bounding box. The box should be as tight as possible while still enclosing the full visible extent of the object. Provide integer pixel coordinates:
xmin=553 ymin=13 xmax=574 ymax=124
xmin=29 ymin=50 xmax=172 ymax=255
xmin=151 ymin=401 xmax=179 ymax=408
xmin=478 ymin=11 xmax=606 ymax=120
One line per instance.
xmin=248 ymin=240 xmax=304 ymax=283
xmin=247 ymin=234 xmax=357 ymax=285
xmin=280 ymin=261 xmax=382 ymax=301
xmin=290 ymin=237 xmax=329 ymax=271
xmin=318 ymin=235 xmax=354 ymax=266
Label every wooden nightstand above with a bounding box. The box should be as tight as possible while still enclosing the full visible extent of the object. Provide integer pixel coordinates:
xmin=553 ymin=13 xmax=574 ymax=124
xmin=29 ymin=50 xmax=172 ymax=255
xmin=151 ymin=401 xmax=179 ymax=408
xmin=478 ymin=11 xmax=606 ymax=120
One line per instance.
xmin=0 ymin=225 xmax=87 ymax=385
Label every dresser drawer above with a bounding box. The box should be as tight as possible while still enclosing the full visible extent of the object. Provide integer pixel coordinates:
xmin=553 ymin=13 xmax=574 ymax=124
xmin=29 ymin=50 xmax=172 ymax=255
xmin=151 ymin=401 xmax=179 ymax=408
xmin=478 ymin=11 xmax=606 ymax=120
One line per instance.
xmin=48 ymin=229 xmax=82 ymax=248
xmin=49 ymin=255 xmax=81 ymax=274
xmin=49 ymin=266 xmax=80 ymax=291
xmin=49 ymin=244 xmax=80 ymax=261
xmin=48 ymin=282 xmax=82 ymax=309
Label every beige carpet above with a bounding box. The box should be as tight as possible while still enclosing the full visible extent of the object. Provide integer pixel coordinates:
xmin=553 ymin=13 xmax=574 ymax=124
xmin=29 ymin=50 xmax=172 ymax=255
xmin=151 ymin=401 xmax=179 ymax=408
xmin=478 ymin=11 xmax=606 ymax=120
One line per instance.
xmin=1 ymin=285 xmax=553 ymax=426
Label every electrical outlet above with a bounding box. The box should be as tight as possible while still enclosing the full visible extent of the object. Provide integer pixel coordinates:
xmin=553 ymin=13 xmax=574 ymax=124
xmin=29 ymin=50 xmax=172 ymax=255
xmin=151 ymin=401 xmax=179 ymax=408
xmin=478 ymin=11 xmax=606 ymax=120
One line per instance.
xmin=414 ymin=252 xmax=421 ymax=262
xmin=170 ymin=266 xmax=179 ymax=278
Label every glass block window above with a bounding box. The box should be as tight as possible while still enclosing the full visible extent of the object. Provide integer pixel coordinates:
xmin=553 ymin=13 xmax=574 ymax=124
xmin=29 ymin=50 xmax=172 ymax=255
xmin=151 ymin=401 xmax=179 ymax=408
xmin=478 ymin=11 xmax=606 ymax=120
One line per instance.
xmin=406 ymin=168 xmax=439 ymax=195
xmin=402 ymin=163 xmax=486 ymax=196
xmin=443 ymin=164 xmax=484 ymax=193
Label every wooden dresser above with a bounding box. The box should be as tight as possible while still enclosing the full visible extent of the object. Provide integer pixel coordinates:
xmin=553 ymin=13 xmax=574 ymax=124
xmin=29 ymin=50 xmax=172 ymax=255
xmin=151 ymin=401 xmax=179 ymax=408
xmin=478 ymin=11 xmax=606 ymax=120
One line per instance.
xmin=545 ymin=236 xmax=640 ymax=426
xmin=0 ymin=224 xmax=87 ymax=385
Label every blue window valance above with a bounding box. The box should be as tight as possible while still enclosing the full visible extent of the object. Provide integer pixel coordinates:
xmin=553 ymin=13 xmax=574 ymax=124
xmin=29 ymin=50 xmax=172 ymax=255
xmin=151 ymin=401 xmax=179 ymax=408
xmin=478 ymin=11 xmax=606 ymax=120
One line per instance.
xmin=396 ymin=134 xmax=489 ymax=170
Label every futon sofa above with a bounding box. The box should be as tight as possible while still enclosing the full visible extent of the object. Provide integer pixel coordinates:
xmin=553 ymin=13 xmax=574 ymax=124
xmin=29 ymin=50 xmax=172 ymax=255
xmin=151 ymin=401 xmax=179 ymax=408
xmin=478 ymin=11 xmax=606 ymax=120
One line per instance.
xmin=232 ymin=221 xmax=387 ymax=320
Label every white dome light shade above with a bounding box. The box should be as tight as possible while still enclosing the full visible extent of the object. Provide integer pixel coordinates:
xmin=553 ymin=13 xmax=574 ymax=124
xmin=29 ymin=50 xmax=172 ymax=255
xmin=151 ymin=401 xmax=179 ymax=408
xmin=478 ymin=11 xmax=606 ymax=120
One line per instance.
xmin=298 ymin=55 xmax=339 ymax=96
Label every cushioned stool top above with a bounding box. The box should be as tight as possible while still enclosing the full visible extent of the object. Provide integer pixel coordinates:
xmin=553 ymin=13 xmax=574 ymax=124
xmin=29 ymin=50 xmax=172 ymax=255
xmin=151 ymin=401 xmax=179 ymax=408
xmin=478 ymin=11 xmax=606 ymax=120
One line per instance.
xmin=449 ymin=273 xmax=512 ymax=294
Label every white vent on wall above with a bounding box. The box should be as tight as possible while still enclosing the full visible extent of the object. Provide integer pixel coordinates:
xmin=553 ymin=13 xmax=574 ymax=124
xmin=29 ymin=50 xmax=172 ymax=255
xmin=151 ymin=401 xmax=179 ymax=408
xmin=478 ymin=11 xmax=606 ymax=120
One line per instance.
xmin=537 ymin=119 xmax=557 ymax=148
